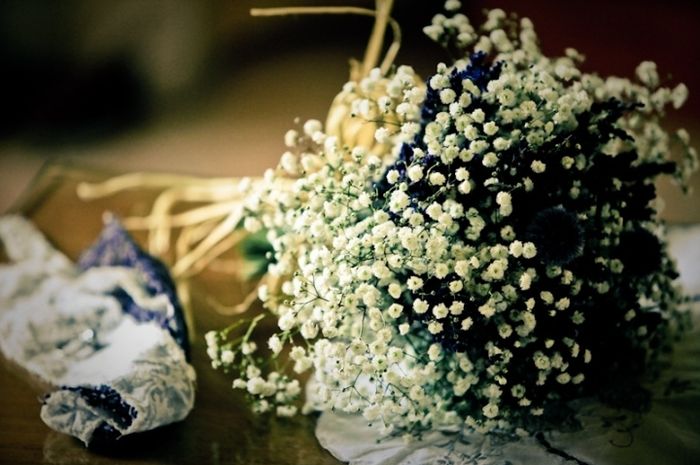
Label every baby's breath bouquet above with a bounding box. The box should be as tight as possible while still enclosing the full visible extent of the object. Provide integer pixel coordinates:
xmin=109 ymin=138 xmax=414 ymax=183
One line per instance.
xmin=206 ymin=1 xmax=697 ymax=438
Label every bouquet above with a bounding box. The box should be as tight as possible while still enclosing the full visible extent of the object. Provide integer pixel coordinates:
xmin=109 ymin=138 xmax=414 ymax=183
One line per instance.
xmin=202 ymin=1 xmax=697 ymax=439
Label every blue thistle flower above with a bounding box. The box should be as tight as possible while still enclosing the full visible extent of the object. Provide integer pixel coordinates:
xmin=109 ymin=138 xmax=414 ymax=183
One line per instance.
xmin=525 ymin=207 xmax=584 ymax=265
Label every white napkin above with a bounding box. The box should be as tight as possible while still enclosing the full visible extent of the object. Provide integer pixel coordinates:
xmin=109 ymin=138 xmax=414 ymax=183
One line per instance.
xmin=0 ymin=215 xmax=196 ymax=446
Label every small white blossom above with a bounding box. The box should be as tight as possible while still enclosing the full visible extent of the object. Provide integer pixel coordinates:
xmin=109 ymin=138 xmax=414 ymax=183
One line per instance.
xmin=531 ymin=160 xmax=546 ymax=173
xmin=496 ymin=191 xmax=513 ymax=216
xmin=451 ymin=301 xmax=465 ymax=315
xmin=482 ymin=403 xmax=499 ymax=419
xmin=268 ymin=335 xmax=283 ymax=355
xmin=461 ymin=317 xmax=473 ymax=330
xmin=408 ymin=165 xmax=424 ymax=182
xmin=429 ymin=172 xmax=447 ymax=186
xmin=413 ymin=299 xmax=430 ymax=314
xmin=522 ymin=242 xmax=537 ymax=259
xmin=428 ymin=343 xmax=442 ymax=361
xmin=428 ymin=321 xmax=444 ymax=334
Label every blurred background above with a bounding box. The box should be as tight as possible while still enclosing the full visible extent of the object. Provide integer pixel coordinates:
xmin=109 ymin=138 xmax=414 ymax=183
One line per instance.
xmin=0 ymin=0 xmax=698 ymax=221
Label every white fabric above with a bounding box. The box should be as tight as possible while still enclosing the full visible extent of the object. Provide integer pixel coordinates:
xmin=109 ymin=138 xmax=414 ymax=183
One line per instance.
xmin=314 ymin=224 xmax=700 ymax=465
xmin=0 ymin=215 xmax=196 ymax=445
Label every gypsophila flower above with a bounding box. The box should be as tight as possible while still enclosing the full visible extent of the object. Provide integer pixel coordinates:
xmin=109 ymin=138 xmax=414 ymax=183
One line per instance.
xmin=208 ymin=0 xmax=695 ymax=439
xmin=530 ymin=160 xmax=546 ymax=173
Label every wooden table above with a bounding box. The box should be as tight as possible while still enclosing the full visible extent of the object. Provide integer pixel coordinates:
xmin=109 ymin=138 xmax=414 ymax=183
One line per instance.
xmin=0 ymin=163 xmax=340 ymax=465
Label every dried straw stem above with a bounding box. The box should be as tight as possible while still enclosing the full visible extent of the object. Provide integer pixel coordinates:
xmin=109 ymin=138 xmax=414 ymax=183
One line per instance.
xmin=77 ymin=173 xmax=235 ymax=199
xmin=250 ymin=1 xmax=400 ymax=78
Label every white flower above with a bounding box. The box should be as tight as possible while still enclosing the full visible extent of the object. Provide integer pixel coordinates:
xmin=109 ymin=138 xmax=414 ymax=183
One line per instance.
xmin=266 ymin=336 xmax=282 ymax=356
xmin=408 ymin=165 xmax=424 ymax=182
xmin=464 ymin=124 xmax=479 ymax=140
xmin=636 ymin=61 xmax=659 ymax=88
xmin=540 ymin=291 xmax=554 ymax=305
xmin=430 ymin=73 xmax=449 ymax=90
xmin=530 ymin=160 xmax=546 ymax=173
xmin=449 ymin=280 xmax=463 ymax=293
xmin=428 ymin=321 xmax=444 ymax=334
xmin=495 ymin=191 xmax=512 ymax=216
xmin=243 ymin=216 xmax=262 ymax=233
xmin=413 ymin=299 xmax=430 ymax=314
xmin=498 ymin=324 xmax=513 ymax=338
xmin=388 ymin=282 xmax=403 ymax=299
xmin=522 ymin=242 xmax=537 ymax=259
xmin=478 ymin=302 xmax=496 ymax=318
xmin=375 ymin=127 xmax=392 ymax=144
xmin=388 ymin=303 xmax=404 ymax=318
xmin=430 ymin=303 xmax=448 ymax=319
xmin=284 ymin=129 xmax=299 ymax=147
xmin=407 ymin=276 xmax=424 ymax=291
xmin=440 ymin=88 xmax=457 ymax=104
xmin=483 ymin=121 xmax=499 ymax=136
xmin=450 ymin=301 xmax=465 ymax=315
xmin=461 ymin=317 xmax=473 ymax=330
xmin=533 ymin=352 xmax=550 ymax=370
xmin=286 ymin=380 xmax=301 ymax=397
xmin=434 ymin=263 xmax=450 ymax=278
xmin=454 ymin=260 xmax=470 ymax=277
xmin=492 ymin=137 xmax=511 ymax=151
xmin=483 ymin=258 xmax=508 ymax=281
xmin=509 ymin=240 xmax=523 ymax=257
xmin=290 ymin=346 xmax=306 ymax=361
xmin=555 ymin=297 xmax=570 ymax=311
xmin=221 ymin=350 xmax=235 ymax=364
xmin=246 ymin=365 xmax=261 ymax=379
xmin=672 ymin=83 xmax=689 ymax=109
xmin=409 ymin=385 xmax=426 ymax=401
xmin=444 ymin=0 xmax=461 ymax=12
xmin=247 ymin=377 xmax=266 ymax=395
xmin=205 ymin=331 xmax=218 ymax=348
xmin=303 ymin=119 xmax=322 ymax=136
xmin=242 ymin=342 xmax=257 ymax=355
xmin=293 ymin=357 xmax=313 ymax=374
xmin=389 ymin=190 xmax=410 ymax=213
xmin=301 ymin=321 xmax=319 ymax=339
xmin=482 ymin=152 xmax=499 ymax=167
xmin=519 ymin=272 xmax=532 ymax=290
xmin=429 ymin=172 xmax=447 ymax=186
xmin=426 ymin=202 xmax=443 ymax=220
xmin=428 ymin=343 xmax=442 ymax=361
xmin=482 ymin=403 xmax=499 ymax=419
xmin=277 ymin=405 xmax=298 ymax=417
xmin=278 ymin=312 xmax=296 ymax=331
xmin=455 ymin=167 xmax=470 ymax=181
xmin=387 ymin=169 xmax=400 ymax=185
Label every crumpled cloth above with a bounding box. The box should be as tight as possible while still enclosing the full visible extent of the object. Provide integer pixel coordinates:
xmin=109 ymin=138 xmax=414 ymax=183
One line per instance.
xmin=313 ymin=224 xmax=700 ymax=465
xmin=0 ymin=215 xmax=196 ymax=446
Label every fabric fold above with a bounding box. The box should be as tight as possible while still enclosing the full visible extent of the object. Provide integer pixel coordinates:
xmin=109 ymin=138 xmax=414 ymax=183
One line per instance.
xmin=0 ymin=214 xmax=195 ymax=446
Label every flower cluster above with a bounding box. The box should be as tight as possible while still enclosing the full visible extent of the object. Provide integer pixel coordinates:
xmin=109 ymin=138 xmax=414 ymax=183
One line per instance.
xmin=207 ymin=2 xmax=696 ymax=437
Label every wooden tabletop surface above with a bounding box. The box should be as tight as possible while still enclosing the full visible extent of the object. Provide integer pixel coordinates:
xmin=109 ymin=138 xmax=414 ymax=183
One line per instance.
xmin=0 ymin=164 xmax=340 ymax=465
